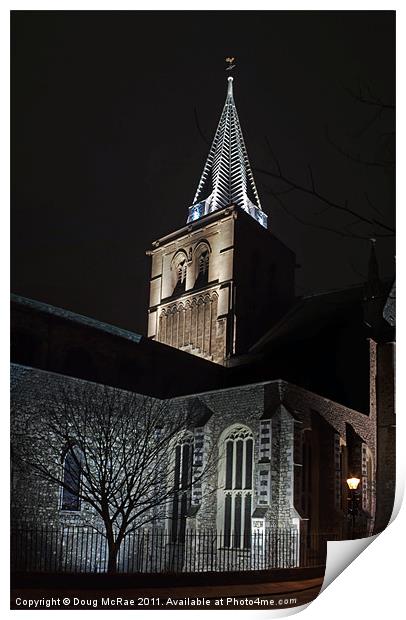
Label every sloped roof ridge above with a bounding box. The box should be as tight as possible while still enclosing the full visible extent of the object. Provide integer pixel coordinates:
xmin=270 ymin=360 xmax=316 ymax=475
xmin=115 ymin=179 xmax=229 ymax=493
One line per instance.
xmin=302 ymin=281 xmax=365 ymax=300
xmin=11 ymin=293 xmax=142 ymax=344
xmin=302 ymin=276 xmax=393 ymax=301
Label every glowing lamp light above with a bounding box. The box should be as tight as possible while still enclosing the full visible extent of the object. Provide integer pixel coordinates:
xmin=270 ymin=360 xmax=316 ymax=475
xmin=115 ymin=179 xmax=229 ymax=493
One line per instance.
xmin=346 ymin=477 xmax=361 ymax=490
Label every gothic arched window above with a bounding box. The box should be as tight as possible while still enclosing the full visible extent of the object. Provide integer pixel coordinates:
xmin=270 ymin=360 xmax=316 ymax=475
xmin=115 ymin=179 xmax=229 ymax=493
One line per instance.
xmin=194 ymin=244 xmax=210 ymax=288
xmin=61 ymin=447 xmax=82 ymax=511
xmin=177 ymin=261 xmax=187 ymax=285
xmin=171 ymin=433 xmax=194 ymax=542
xmin=220 ymin=426 xmax=253 ymax=548
xmin=172 ymin=252 xmax=188 ymax=295
xmin=198 ymin=251 xmax=209 ymax=280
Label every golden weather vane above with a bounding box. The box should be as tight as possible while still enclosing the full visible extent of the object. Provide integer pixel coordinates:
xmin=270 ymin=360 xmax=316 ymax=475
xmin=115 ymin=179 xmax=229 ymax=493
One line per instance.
xmin=225 ymin=57 xmax=236 ymax=71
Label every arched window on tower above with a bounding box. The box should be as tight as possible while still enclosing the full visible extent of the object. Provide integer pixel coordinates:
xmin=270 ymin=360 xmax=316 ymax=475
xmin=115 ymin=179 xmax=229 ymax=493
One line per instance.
xmin=61 ymin=446 xmax=82 ymax=511
xmin=195 ymin=251 xmax=209 ymax=287
xmin=219 ymin=426 xmax=253 ymax=548
xmin=172 ymin=253 xmax=188 ymax=296
xmin=194 ymin=243 xmax=210 ymax=288
xmin=178 ymin=261 xmax=187 ymax=286
xmin=171 ymin=433 xmax=194 ymax=542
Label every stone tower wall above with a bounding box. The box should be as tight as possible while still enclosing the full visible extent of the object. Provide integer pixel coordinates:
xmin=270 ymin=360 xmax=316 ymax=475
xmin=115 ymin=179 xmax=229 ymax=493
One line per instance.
xmin=147 ymin=209 xmax=235 ymax=363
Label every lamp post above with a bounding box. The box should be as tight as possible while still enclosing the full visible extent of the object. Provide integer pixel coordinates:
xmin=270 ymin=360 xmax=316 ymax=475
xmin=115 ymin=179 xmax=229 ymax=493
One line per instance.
xmin=347 ymin=477 xmax=361 ymax=538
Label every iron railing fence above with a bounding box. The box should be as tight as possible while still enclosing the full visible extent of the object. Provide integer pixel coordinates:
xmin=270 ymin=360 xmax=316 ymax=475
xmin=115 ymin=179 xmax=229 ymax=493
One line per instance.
xmin=10 ymin=526 xmax=361 ymax=574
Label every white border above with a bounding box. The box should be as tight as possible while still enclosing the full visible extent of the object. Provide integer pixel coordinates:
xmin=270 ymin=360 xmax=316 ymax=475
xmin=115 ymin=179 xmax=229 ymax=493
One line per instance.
xmin=2 ymin=3 xmax=402 ymax=619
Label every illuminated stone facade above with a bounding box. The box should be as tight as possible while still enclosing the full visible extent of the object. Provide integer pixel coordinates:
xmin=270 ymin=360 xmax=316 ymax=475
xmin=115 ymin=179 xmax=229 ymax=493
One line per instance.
xmin=147 ymin=206 xmax=295 ymax=364
xmin=147 ymin=209 xmax=233 ymax=364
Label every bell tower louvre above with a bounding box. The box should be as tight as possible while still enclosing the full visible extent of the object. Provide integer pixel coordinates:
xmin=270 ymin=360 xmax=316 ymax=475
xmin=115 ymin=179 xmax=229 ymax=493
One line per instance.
xmin=146 ymin=76 xmax=296 ymax=364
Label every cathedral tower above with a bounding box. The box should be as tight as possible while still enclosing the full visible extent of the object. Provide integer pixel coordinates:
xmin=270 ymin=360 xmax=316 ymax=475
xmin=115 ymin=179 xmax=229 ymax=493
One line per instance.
xmin=147 ymin=77 xmax=295 ymax=364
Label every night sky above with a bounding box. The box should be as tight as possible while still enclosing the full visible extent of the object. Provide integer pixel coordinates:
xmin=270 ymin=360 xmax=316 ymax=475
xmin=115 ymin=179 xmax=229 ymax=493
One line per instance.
xmin=11 ymin=11 xmax=395 ymax=335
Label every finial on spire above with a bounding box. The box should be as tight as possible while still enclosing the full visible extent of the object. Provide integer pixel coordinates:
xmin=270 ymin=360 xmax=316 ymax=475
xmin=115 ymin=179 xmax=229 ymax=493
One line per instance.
xmin=227 ymin=76 xmax=234 ymax=97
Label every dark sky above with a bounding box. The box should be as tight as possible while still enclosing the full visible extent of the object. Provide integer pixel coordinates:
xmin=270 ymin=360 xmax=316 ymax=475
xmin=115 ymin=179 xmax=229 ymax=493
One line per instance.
xmin=11 ymin=11 xmax=395 ymax=335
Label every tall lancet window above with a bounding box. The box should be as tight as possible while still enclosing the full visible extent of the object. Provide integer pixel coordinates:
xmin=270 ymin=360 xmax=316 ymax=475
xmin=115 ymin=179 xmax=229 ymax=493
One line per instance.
xmin=171 ymin=433 xmax=194 ymax=542
xmin=195 ymin=249 xmax=210 ymax=288
xmin=61 ymin=447 xmax=82 ymax=511
xmin=199 ymin=251 xmax=209 ymax=277
xmin=220 ymin=426 xmax=254 ymax=548
xmin=175 ymin=261 xmax=187 ymax=292
xmin=172 ymin=252 xmax=188 ymax=296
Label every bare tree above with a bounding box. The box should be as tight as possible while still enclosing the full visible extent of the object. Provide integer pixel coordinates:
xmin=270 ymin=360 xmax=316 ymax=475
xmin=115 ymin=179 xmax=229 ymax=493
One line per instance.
xmin=12 ymin=376 xmax=213 ymax=573
xmin=255 ymin=82 xmax=395 ymax=241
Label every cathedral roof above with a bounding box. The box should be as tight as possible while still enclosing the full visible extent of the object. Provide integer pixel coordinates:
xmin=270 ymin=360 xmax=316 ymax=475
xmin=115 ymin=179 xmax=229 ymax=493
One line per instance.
xmin=250 ymin=280 xmax=393 ymax=353
xmin=187 ymin=77 xmax=267 ymax=229
xmin=11 ymin=294 xmax=226 ymax=398
xmin=11 ymin=293 xmax=143 ymax=344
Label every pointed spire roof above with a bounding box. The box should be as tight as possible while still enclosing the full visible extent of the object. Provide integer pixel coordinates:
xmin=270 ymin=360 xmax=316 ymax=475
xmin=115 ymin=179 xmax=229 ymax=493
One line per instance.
xmin=187 ymin=77 xmax=268 ymax=229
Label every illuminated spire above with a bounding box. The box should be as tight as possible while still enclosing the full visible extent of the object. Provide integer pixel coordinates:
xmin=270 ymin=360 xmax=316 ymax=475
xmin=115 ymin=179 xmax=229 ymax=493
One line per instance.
xmin=187 ymin=76 xmax=268 ymax=228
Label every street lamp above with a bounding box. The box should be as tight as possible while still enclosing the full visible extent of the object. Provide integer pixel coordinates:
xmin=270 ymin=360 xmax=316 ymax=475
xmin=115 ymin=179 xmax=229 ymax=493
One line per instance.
xmin=346 ymin=476 xmax=361 ymax=537
xmin=347 ymin=477 xmax=361 ymax=491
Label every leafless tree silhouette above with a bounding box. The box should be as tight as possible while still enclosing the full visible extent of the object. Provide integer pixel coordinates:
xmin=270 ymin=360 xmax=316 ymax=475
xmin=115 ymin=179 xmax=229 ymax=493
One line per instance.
xmin=256 ymin=82 xmax=395 ymax=241
xmin=12 ymin=377 xmax=213 ymax=572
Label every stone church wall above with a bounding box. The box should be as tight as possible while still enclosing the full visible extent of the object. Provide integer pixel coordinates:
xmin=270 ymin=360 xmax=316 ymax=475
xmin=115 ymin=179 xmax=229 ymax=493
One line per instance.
xmin=11 ymin=363 xmax=377 ymax=572
xmin=11 ymin=365 xmax=130 ymax=532
xmin=174 ymin=382 xmax=304 ymax=531
xmin=11 ymin=368 xmax=303 ymax=535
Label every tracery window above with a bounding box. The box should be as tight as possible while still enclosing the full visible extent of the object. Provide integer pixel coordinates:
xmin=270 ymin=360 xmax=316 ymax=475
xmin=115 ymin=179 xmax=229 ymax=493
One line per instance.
xmin=171 ymin=433 xmax=194 ymax=542
xmin=178 ymin=261 xmax=187 ymax=285
xmin=198 ymin=251 xmax=209 ymax=276
xmin=173 ymin=260 xmax=187 ymax=295
xmin=61 ymin=447 xmax=82 ymax=511
xmin=221 ymin=426 xmax=253 ymax=548
xmin=194 ymin=244 xmax=210 ymax=288
xmin=172 ymin=252 xmax=188 ymax=296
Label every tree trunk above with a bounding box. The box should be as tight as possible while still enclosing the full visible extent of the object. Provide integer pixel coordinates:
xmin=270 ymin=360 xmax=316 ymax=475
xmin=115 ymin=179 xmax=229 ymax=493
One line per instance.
xmin=102 ymin=511 xmax=123 ymax=574
xmin=107 ymin=540 xmax=119 ymax=574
